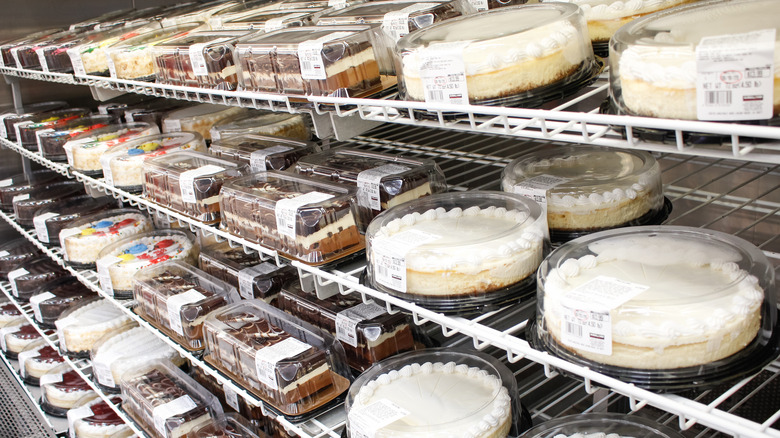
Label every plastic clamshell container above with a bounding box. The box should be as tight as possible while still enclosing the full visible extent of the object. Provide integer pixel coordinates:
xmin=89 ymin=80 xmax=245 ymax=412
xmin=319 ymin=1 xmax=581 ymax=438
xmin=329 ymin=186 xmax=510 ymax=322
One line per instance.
xmin=95 ymin=229 xmax=200 ymax=299
xmin=32 ymin=195 xmax=118 ymax=246
xmin=235 ymin=25 xmax=384 ymax=97
xmin=345 ymin=348 xmax=525 ymax=438
xmin=67 ymin=395 xmax=133 ymax=438
xmin=199 ymin=241 xmax=299 ymax=302
xmin=293 ymin=148 xmax=447 ymax=220
xmin=520 ymin=413 xmax=686 ymax=438
xmin=59 ymin=208 xmax=153 ymax=269
xmin=209 ymin=134 xmax=318 ymax=173
xmin=202 ymin=299 xmax=352 ymax=417
xmin=100 ymin=131 xmax=207 ymax=192
xmin=206 ymin=0 xmax=281 ymax=29
xmin=365 ymin=191 xmax=548 ymax=313
xmin=0 ymin=321 xmax=43 ymax=358
xmin=121 ymin=359 xmax=225 ymax=438
xmin=28 ymin=276 xmax=97 ymax=328
xmin=0 ymin=28 xmax=64 ymax=68
xmin=55 ymin=299 xmax=134 ymax=357
xmin=124 ymin=99 xmax=193 ymax=130
xmin=106 ymin=23 xmax=204 ymax=81
xmin=160 ymin=0 xmax=244 ymax=28
xmin=64 ymin=122 xmax=161 ymax=175
xmin=35 ymin=114 xmax=116 ymax=161
xmin=12 ymin=181 xmax=84 ymax=227
xmin=65 ymin=23 xmax=158 ymax=76
xmin=191 ymin=412 xmax=269 ymax=438
xmin=18 ymin=342 xmax=65 ymax=385
xmin=161 ymin=104 xmax=247 ymax=141
xmin=0 ymin=238 xmax=40 ymax=278
xmin=39 ymin=366 xmax=98 ymax=416
xmin=220 ymin=171 xmax=366 ymax=265
xmin=500 ymin=145 xmax=665 ymax=238
xmin=14 ymin=108 xmax=91 ymax=150
xmin=278 ymin=281 xmax=417 ymax=371
xmin=133 ymin=260 xmax=240 ymax=351
xmin=209 ymin=112 xmax=310 ymax=142
xmin=0 ymin=169 xmax=66 ymax=211
xmin=143 ymin=151 xmax=249 ymax=223
xmin=151 ymin=30 xmax=251 ymax=90
xmin=0 ymin=101 xmax=68 ymax=141
xmin=7 ymin=256 xmax=70 ymax=302
xmin=610 ymin=0 xmax=780 ymax=121
xmin=396 ymin=3 xmax=597 ymax=106
xmin=189 ymin=366 xmax=267 ymax=424
xmin=10 ymin=29 xmax=84 ymax=71
xmin=219 ymin=8 xmax=322 ymax=31
xmin=38 ymin=24 xmax=147 ymax=74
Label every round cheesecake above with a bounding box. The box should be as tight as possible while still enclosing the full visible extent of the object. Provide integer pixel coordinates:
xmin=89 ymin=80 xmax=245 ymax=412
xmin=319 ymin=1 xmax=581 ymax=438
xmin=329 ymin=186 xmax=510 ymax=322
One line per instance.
xmin=24 ymin=345 xmax=65 ymax=381
xmin=70 ymin=396 xmax=133 ymax=438
xmin=42 ymin=370 xmax=98 ymax=413
xmin=60 ymin=210 xmax=152 ymax=268
xmin=55 ymin=300 xmax=133 ymax=356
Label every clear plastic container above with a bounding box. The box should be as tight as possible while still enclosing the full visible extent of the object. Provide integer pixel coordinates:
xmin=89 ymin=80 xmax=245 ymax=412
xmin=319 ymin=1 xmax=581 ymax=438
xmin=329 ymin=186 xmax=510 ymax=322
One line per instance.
xmin=219 ymin=8 xmax=322 ymax=31
xmin=91 ymin=325 xmax=184 ymax=392
xmin=55 ymin=299 xmax=134 ymax=358
xmin=278 ymin=282 xmax=418 ymax=371
xmin=120 ymin=359 xmax=226 ymax=438
xmin=143 ymin=151 xmax=248 ymax=223
xmin=14 ymin=108 xmax=91 ymax=151
xmin=0 ymin=101 xmax=68 ymax=141
xmin=35 ymin=114 xmax=116 ymax=161
xmin=65 ymin=23 xmax=160 ymax=76
xmin=68 ymin=9 xmax=135 ymax=32
xmin=151 ymin=30 xmax=251 ymax=90
xmin=59 ymin=208 xmax=153 ymax=269
xmin=133 ymin=260 xmax=240 ymax=351
xmin=610 ymin=0 xmax=780 ymax=122
xmin=28 ymin=276 xmax=97 ymax=328
xmin=100 ymin=131 xmax=207 ymax=192
xmin=161 ymin=104 xmax=247 ymax=141
xmin=345 ymin=348 xmax=526 ymax=438
xmin=191 ymin=412 xmax=269 ymax=438
xmin=95 ymin=94 xmax=157 ymax=120
xmin=0 ymin=238 xmax=40 ymax=278
xmin=209 ymin=134 xmax=318 ymax=174
xmin=202 ymin=300 xmax=352 ymax=417
xmin=7 ymin=256 xmax=71 ymax=302
xmin=219 ymin=171 xmax=365 ymax=265
xmin=10 ymin=29 xmax=83 ymax=71
xmin=209 ymin=112 xmax=310 ymax=142
xmin=31 ymin=195 xmax=118 ymax=247
xmin=161 ymin=1 xmax=245 ymax=28
xmin=519 ymin=413 xmax=686 ymax=438
xmin=0 ymin=301 xmax=23 ymax=328
xmin=206 ymin=0 xmax=284 ymax=29
xmin=279 ymin=0 xmax=337 ymax=9
xmin=532 ymin=226 xmax=779 ymax=391
xmin=18 ymin=342 xmax=65 ymax=386
xmin=67 ymin=395 xmax=133 ymax=438
xmin=40 ymin=366 xmax=98 ymax=417
xmin=0 ymin=322 xmax=43 ymax=359
xmin=365 ymin=191 xmax=547 ymax=314
xmin=235 ymin=25 xmax=385 ymax=97
xmin=501 ymin=146 xmax=666 ymax=241
xmin=293 ymin=148 xmax=447 ymax=220
xmin=39 ymin=24 xmax=150 ymax=74
xmin=12 ymin=180 xmax=85 ymax=227
xmin=106 ymin=23 xmax=204 ymax=81
xmin=95 ymin=229 xmax=200 ymax=299
xmin=124 ymin=99 xmax=194 ymax=130
xmin=0 ymin=169 xmax=66 ymax=211
xmin=199 ymin=241 xmax=299 ymax=302
xmin=0 ymin=29 xmax=64 ymax=68
xmin=63 ymin=122 xmax=161 ymax=175
xmin=396 ymin=3 xmax=598 ymax=107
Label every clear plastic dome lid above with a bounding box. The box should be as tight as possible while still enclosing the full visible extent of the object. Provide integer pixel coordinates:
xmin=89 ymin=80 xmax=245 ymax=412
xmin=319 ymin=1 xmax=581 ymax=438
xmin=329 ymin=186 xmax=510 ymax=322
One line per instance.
xmin=519 ymin=413 xmax=686 ymax=438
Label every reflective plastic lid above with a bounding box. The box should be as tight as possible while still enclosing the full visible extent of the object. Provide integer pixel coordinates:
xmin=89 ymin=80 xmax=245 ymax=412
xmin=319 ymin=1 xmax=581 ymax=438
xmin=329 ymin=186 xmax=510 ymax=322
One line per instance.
xmin=105 ymin=132 xmax=206 ymax=161
xmin=317 ymin=0 xmax=456 ymax=24
xmin=237 ymin=25 xmax=373 ymax=49
xmin=519 ymin=413 xmax=686 ymax=438
xmin=153 ymin=30 xmax=249 ymax=49
xmin=221 ymin=9 xmax=318 ymax=30
xmin=143 ymin=150 xmax=247 ymax=177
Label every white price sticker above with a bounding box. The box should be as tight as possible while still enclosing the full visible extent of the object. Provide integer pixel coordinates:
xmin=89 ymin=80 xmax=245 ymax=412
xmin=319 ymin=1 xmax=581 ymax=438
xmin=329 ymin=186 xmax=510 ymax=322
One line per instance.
xmin=96 ymin=256 xmax=121 ymax=296
xmin=0 ymin=250 xmax=8 ymax=257
xmin=68 ymin=405 xmax=95 ymax=438
xmin=30 ymin=292 xmax=56 ymax=323
xmin=39 ymin=372 xmax=63 ymax=386
xmin=93 ymin=359 xmax=115 ymax=388
xmin=349 ymin=399 xmax=410 ymax=438
xmin=356 ymin=164 xmax=410 ymax=211
xmin=419 ymin=41 xmax=470 ymax=105
xmin=163 ymin=118 xmax=182 ymax=133
xmin=107 ymin=54 xmax=117 ymax=78
xmin=265 ymin=16 xmax=289 ymax=33
xmin=63 ymin=142 xmax=75 ymax=166
xmin=238 ymin=263 xmax=278 ymax=300
xmin=513 ymin=174 xmax=569 ymax=238
xmin=0 ymin=178 xmax=12 ymax=187
xmin=328 ymin=0 xmax=349 ymax=9
xmin=381 ymin=4 xmax=436 ymax=41
xmin=254 ymin=337 xmax=311 ymax=390
xmin=372 ymin=229 xmax=441 ymax=292
xmin=8 ymin=268 xmax=29 ymax=297
xmin=223 ymin=383 xmax=240 ymax=411
xmin=189 ymin=43 xmax=209 ymax=76
xmin=696 ymin=28 xmax=776 ymax=121
xmin=179 ymin=165 xmax=225 ymax=204
xmin=100 ymin=152 xmax=114 ymax=185
xmin=67 ymin=47 xmax=86 ymax=76
xmin=35 ymin=128 xmax=55 ymax=155
xmin=35 ymin=48 xmax=49 ymax=73
xmin=560 ymin=276 xmax=649 ymax=355
xmin=152 ymin=395 xmax=198 ymax=436
xmin=468 ymin=0 xmax=489 ymax=11
xmin=0 ymin=114 xmax=14 ymax=139
xmin=34 ymin=212 xmax=59 ymax=243
xmin=166 ymin=288 xmax=206 ymax=336
xmin=249 ymin=145 xmax=293 ymax=172
xmin=275 ymin=191 xmax=335 ymax=239
xmin=335 ymin=302 xmax=387 ymax=347
xmin=298 ymin=32 xmax=353 ymax=80
xmin=12 ymin=193 xmax=30 ymax=203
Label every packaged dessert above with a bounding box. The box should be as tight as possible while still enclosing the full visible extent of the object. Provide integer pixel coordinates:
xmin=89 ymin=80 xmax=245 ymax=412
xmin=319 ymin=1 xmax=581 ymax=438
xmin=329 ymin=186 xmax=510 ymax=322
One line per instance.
xmin=59 ymin=209 xmax=153 ymax=269
xmin=218 ymin=8 xmax=323 ymax=31
xmin=220 ymin=171 xmax=365 ymax=265
xmin=209 ymin=134 xmax=318 ymax=173
xmin=32 ymin=195 xmax=117 ymax=247
xmin=67 ymin=395 xmax=133 ymax=438
xmin=610 ymin=0 xmax=780 ymax=122
xmin=68 ymin=9 xmax=135 ymax=32
xmin=91 ymin=325 xmax=185 ymax=392
xmin=199 ymin=242 xmax=299 ymax=302
xmin=18 ymin=342 xmax=65 ymax=385
xmin=501 ymin=146 xmax=667 ymax=242
xmin=65 ymin=23 xmax=167 ymax=77
xmin=520 ymin=413 xmax=687 ymax=438
xmin=120 ymin=359 xmax=226 ymax=438
xmin=143 ymin=151 xmax=249 ymax=223
xmin=28 ymin=277 xmax=97 ymax=329
xmin=162 ymin=104 xmax=247 ymax=141
xmin=235 ymin=25 xmax=385 ymax=97
xmin=206 ymin=0 xmax=284 ymax=29
xmin=55 ymin=299 xmax=134 ymax=358
xmin=63 ymin=122 xmax=161 ymax=175
xmin=35 ymin=114 xmax=116 ymax=161
xmin=0 ymin=321 xmax=44 ymax=359
xmin=133 ymin=261 xmax=240 ymax=351
xmin=278 ymin=0 xmax=338 ymax=9
xmin=40 ymin=366 xmax=99 ymax=417
xmin=95 ymin=94 xmax=158 ymax=119
xmin=0 ymin=101 xmax=68 ymax=141
xmin=189 ymin=366 xmax=268 ymax=424
xmin=161 ymin=0 xmax=246 ymax=28
xmin=106 ymin=23 xmax=204 ymax=81
xmin=396 ymin=3 xmax=599 ymax=107
xmin=0 ymin=238 xmax=41 ymax=278
xmin=278 ymin=281 xmax=417 ymax=371
xmin=202 ymin=300 xmax=352 ymax=417
xmin=209 ymin=112 xmax=310 ymax=142
xmin=8 ymin=256 xmax=71 ymax=301
xmin=96 ymin=229 xmax=200 ymax=299
xmin=532 ymin=226 xmax=779 ymax=391
xmin=14 ymin=107 xmax=91 ymax=151
xmin=12 ymin=181 xmax=85 ymax=227
xmin=37 ymin=24 xmax=149 ymax=74
xmin=124 ymin=99 xmax=194 ymax=130
xmin=0 ymin=169 xmax=66 ymax=211
xmin=191 ymin=412 xmax=269 ymax=438
xmin=9 ymin=29 xmax=83 ymax=71
xmin=0 ymin=301 xmax=23 ymax=327
xmin=0 ymin=28 xmax=64 ymax=68
xmin=151 ymin=30 xmax=250 ymax=90
xmin=346 ymin=348 xmax=526 ymax=438
xmin=293 ymin=148 xmax=447 ymax=221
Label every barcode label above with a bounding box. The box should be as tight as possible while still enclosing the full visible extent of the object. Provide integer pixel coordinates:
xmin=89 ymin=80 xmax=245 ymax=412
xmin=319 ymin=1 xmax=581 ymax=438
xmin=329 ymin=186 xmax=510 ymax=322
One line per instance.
xmin=705 ymin=90 xmax=732 ymax=106
xmin=298 ymin=32 xmax=353 ymax=80
xmin=67 ymin=47 xmax=86 ymax=76
xmin=426 ymin=90 xmax=444 ymax=102
xmin=349 ymin=399 xmax=410 ymax=438
xmin=381 ymin=4 xmax=436 ymax=41
xmin=274 ymin=191 xmax=334 ymax=239
xmin=335 ymin=302 xmax=387 ymax=347
xmin=249 ymin=145 xmax=292 ymax=171
xmin=373 ymin=229 xmax=441 ymax=292
xmin=254 ymin=338 xmax=311 ymax=390
xmin=189 ymin=43 xmax=209 ymax=76
xmin=356 ymin=164 xmax=410 ymax=211
xmin=419 ymin=41 xmax=470 ymax=105
xmin=565 ymin=322 xmax=583 ymax=337
xmin=179 ymin=165 xmax=225 ymax=204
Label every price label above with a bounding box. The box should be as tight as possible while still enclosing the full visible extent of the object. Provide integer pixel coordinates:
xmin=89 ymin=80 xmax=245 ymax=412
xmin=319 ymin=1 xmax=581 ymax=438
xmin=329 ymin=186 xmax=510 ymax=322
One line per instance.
xmin=153 ymin=395 xmax=198 ymax=436
xmin=349 ymin=399 xmax=410 ymax=438
xmin=35 ymin=48 xmax=49 ymax=72
xmin=0 ymin=178 xmax=12 ymax=187
xmin=63 ymin=142 xmax=75 ymax=166
xmin=96 ymin=256 xmax=121 ymax=296
xmin=30 ymin=292 xmax=56 ymax=323
xmin=372 ymin=229 xmax=441 ymax=292
xmin=238 ymin=263 xmax=278 ymax=299
xmin=0 ymin=251 xmax=8 ymax=257
xmin=163 ymin=118 xmax=182 ymax=133
xmin=418 ymin=41 xmax=470 ymax=105
xmin=189 ymin=43 xmax=209 ymax=76
xmin=93 ymin=359 xmax=115 ymax=388
xmin=335 ymin=302 xmax=387 ymax=347
xmin=34 ymin=212 xmax=59 ymax=243
xmin=254 ymin=337 xmax=311 ymax=390
xmin=179 ymin=165 xmax=225 ymax=204
xmin=381 ymin=4 xmax=436 ymax=41
xmin=100 ymin=152 xmax=114 ymax=185
xmin=328 ymin=0 xmax=349 ymax=9
xmin=275 ymin=191 xmax=334 ymax=239
xmin=12 ymin=193 xmax=30 ymax=203
xmin=59 ymin=227 xmax=81 ymax=252
xmin=468 ymin=0 xmax=489 ymax=11
xmin=264 ymin=16 xmax=290 ymax=33
xmin=298 ymin=32 xmax=353 ymax=80
xmin=107 ymin=54 xmax=117 ymax=78
xmin=249 ymin=145 xmax=292 ymax=172
xmin=356 ymin=164 xmax=410 ymax=211
xmin=10 ymin=47 xmax=22 ymax=68
xmin=39 ymin=372 xmax=63 ymax=386
xmin=17 ymin=347 xmax=41 ymax=378
xmin=67 ymin=47 xmax=86 ymax=76
xmin=166 ymin=288 xmax=206 ymax=336
xmin=223 ymin=383 xmax=240 ymax=411
xmin=8 ymin=268 xmax=29 ymax=297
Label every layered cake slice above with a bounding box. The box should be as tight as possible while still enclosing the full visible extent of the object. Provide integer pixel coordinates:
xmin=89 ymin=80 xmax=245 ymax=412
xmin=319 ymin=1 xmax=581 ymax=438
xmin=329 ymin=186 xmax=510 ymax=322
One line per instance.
xmin=209 ymin=134 xmax=318 ymax=173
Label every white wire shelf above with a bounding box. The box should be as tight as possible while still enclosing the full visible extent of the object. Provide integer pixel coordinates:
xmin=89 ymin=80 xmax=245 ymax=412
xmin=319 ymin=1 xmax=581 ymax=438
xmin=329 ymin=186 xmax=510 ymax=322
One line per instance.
xmin=3 ymin=66 xmax=780 ymax=163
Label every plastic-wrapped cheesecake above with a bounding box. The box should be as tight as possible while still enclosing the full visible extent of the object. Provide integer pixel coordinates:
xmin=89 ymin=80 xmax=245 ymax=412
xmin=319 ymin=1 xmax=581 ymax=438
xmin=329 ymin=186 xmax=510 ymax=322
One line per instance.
xmin=501 ymin=146 xmax=666 ymax=241
xmin=366 ymin=191 xmax=547 ymax=314
xmin=59 ymin=209 xmax=152 ymax=269
xmin=532 ymin=226 xmax=778 ymax=390
xmin=610 ymin=0 xmax=780 ymax=121
xmin=396 ymin=3 xmax=598 ymax=106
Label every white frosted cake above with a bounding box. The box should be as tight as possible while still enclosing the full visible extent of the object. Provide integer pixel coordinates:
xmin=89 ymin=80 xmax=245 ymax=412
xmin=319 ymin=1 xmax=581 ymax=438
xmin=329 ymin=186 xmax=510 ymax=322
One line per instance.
xmin=60 ymin=211 xmax=152 ymax=267
xmin=349 ymin=361 xmax=512 ymax=438
xmin=69 ymin=396 xmax=133 ymax=438
xmin=55 ymin=300 xmax=133 ymax=355
xmin=65 ymin=124 xmax=160 ymax=173
xmin=542 ymin=232 xmax=764 ymax=369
